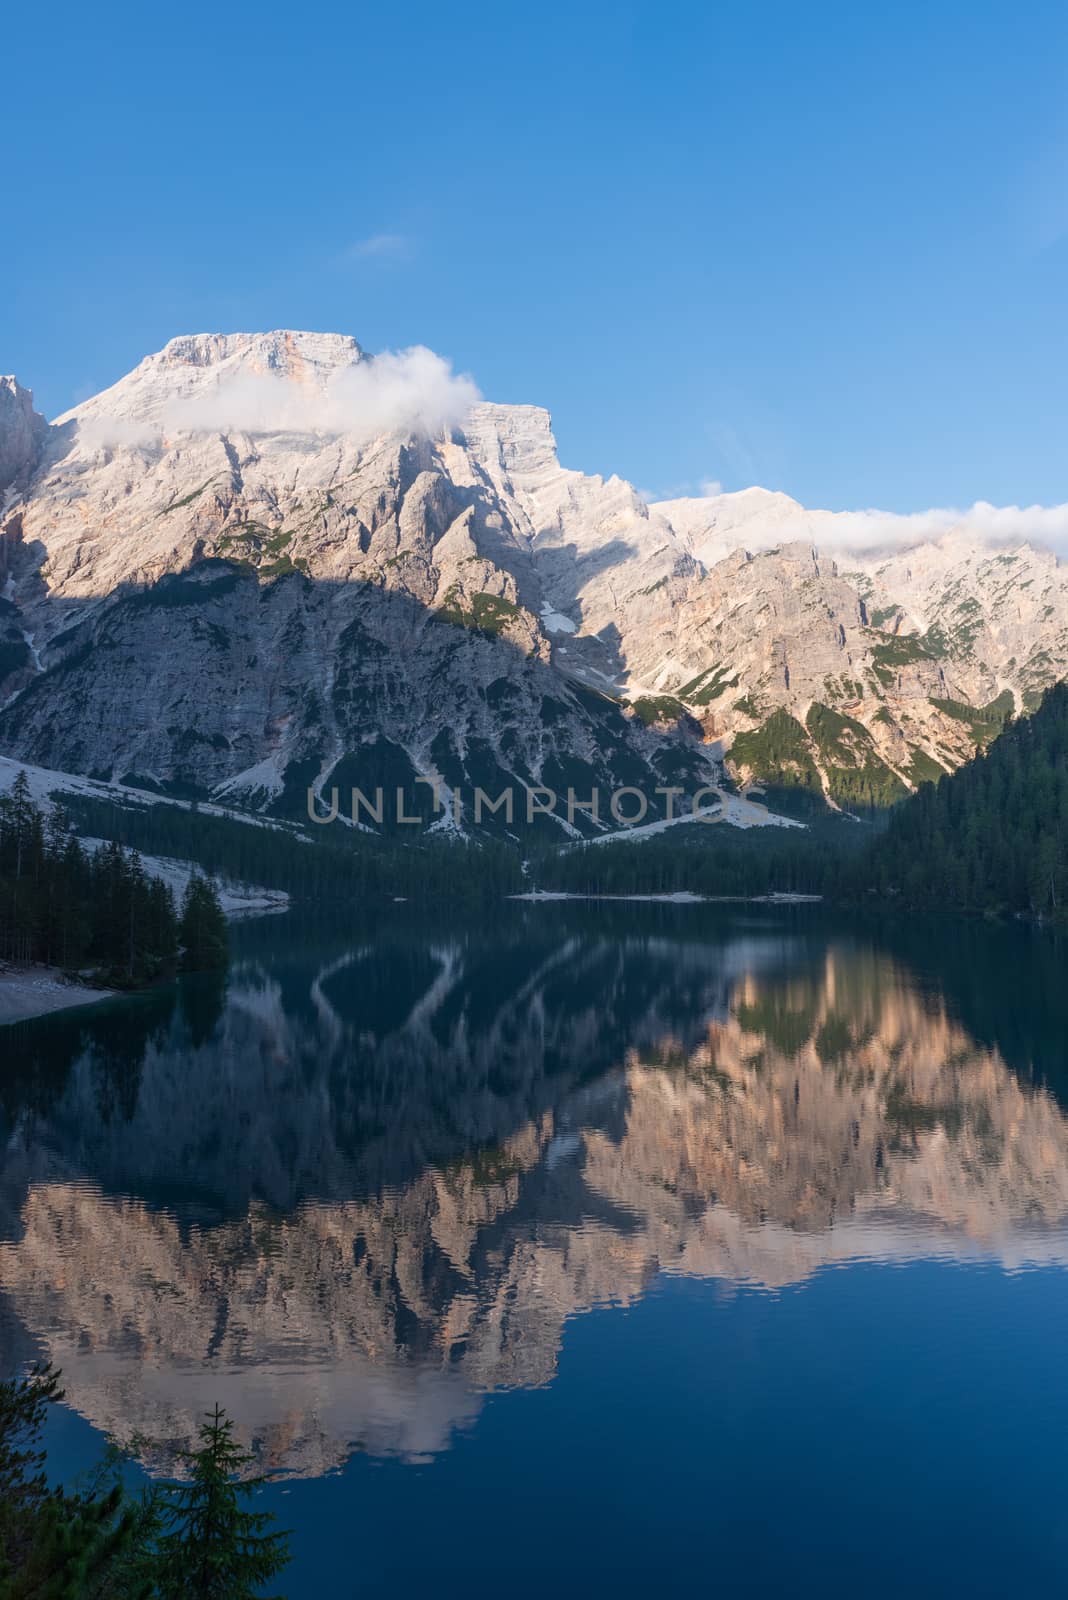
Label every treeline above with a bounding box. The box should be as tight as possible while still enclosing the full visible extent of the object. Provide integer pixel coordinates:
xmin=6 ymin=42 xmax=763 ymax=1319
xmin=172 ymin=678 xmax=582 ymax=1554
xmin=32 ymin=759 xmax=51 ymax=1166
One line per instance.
xmin=535 ymin=682 xmax=1068 ymax=922
xmin=0 ymin=774 xmax=178 ymax=984
xmin=0 ymin=1364 xmax=289 ymax=1599
xmin=864 ymin=680 xmax=1068 ymax=919
xmin=528 ymin=814 xmax=861 ymax=900
xmin=59 ymin=791 xmax=526 ymax=905
xmin=24 ymin=679 xmax=1068 ymax=924
xmin=0 ymin=773 xmax=228 ymax=983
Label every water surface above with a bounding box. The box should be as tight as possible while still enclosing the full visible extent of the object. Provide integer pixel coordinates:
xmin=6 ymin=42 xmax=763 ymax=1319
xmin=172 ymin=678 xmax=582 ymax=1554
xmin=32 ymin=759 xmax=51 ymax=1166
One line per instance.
xmin=2 ymin=904 xmax=1068 ymax=1596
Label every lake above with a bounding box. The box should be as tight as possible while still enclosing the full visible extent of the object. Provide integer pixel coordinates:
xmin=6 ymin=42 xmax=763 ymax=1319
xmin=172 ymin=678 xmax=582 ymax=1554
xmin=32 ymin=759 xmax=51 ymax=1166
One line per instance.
xmin=2 ymin=902 xmax=1068 ymax=1597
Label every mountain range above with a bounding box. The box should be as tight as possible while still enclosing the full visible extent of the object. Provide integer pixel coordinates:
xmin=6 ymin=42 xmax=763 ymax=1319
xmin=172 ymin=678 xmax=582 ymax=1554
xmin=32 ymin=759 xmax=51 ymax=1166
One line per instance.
xmin=2 ymin=330 xmax=1066 ymax=836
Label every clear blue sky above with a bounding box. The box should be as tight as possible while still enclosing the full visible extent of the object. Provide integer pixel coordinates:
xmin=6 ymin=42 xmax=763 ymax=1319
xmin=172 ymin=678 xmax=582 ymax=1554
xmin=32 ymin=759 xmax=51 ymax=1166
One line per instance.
xmin=4 ymin=0 xmax=1066 ymax=511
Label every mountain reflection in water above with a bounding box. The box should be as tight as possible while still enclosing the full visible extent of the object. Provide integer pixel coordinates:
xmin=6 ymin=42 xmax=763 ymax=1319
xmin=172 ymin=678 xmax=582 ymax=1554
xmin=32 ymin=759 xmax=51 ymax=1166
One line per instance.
xmin=1 ymin=905 xmax=1067 ymax=1477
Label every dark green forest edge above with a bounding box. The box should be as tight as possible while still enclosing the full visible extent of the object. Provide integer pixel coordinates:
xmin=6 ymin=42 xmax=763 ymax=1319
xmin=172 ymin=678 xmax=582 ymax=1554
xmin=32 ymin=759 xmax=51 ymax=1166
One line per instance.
xmin=541 ymin=682 xmax=1068 ymax=919
xmin=3 ymin=685 xmax=1066 ymax=942
xmin=0 ymin=773 xmax=228 ymax=989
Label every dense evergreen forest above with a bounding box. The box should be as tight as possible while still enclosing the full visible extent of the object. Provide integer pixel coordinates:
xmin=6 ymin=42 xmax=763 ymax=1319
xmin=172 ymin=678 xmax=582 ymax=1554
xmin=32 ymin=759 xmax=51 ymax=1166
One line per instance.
xmin=59 ymin=791 xmax=525 ymax=904
xmin=528 ymin=813 xmax=862 ymax=900
xmin=0 ymin=774 xmax=178 ymax=983
xmin=535 ymin=682 xmax=1068 ymax=920
xmin=864 ymin=680 xmax=1068 ymax=919
xmin=0 ymin=773 xmax=228 ymax=983
xmin=4 ymin=680 xmax=1065 ymax=937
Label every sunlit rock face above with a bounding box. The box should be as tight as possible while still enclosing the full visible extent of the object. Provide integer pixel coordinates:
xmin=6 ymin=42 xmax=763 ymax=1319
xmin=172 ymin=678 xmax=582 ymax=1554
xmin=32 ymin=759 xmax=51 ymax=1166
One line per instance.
xmin=2 ymin=920 xmax=1067 ymax=1474
xmin=1 ymin=331 xmax=1066 ymax=818
xmin=0 ymin=333 xmax=712 ymax=829
xmin=0 ymin=377 xmax=48 ymax=503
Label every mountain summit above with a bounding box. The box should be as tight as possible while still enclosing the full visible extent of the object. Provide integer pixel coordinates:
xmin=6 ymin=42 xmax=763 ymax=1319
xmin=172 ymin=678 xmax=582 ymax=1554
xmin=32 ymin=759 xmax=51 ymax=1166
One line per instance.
xmin=0 ymin=332 xmax=1065 ymax=830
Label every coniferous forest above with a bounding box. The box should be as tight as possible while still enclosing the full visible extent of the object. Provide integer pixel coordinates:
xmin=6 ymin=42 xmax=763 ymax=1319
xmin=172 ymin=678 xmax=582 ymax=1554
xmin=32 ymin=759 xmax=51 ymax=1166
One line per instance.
xmin=536 ymin=682 xmax=1068 ymax=920
xmin=1 ymin=683 xmax=1065 ymax=957
xmin=0 ymin=773 xmax=227 ymax=983
xmin=864 ymin=680 xmax=1068 ymax=919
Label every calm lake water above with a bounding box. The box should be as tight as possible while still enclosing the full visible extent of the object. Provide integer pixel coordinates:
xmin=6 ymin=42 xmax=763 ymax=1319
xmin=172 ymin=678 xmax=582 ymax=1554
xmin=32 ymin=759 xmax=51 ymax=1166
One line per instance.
xmin=3 ymin=902 xmax=1068 ymax=1597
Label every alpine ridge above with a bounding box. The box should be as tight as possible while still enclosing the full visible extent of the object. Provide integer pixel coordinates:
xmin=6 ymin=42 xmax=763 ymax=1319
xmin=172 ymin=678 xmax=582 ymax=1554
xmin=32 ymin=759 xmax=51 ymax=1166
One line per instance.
xmin=1 ymin=329 xmax=1066 ymax=832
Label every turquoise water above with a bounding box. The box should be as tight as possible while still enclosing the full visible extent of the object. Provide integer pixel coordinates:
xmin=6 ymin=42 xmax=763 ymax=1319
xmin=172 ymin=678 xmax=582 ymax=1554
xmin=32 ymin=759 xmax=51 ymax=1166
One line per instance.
xmin=2 ymin=904 xmax=1068 ymax=1596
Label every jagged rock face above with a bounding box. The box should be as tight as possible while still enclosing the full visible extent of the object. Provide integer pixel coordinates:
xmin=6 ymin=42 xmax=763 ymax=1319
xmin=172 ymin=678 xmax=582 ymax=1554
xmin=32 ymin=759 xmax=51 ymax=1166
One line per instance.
xmin=0 ymin=377 xmax=48 ymax=507
xmin=0 ymin=330 xmax=1065 ymax=815
xmin=2 ymin=930 xmax=1066 ymax=1472
xmin=865 ymin=535 xmax=1068 ymax=711
xmin=0 ymin=333 xmax=712 ymax=828
xmin=647 ymin=489 xmax=1068 ymax=800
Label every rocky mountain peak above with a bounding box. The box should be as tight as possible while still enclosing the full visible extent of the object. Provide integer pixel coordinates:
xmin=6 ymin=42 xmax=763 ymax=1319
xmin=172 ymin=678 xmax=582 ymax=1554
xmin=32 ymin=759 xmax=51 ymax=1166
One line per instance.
xmin=56 ymin=330 xmax=371 ymax=432
xmin=141 ymin=330 xmax=368 ymax=393
xmin=152 ymin=329 xmax=365 ymax=373
xmin=0 ymin=329 xmax=1066 ymax=823
xmin=0 ymin=376 xmax=48 ymax=501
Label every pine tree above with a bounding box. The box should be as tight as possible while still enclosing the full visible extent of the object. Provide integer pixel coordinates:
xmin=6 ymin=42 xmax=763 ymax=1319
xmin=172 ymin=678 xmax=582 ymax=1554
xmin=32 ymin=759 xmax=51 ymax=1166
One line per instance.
xmin=153 ymin=1407 xmax=290 ymax=1600
xmin=179 ymin=876 xmax=229 ymax=972
xmin=0 ymin=1364 xmax=148 ymax=1600
xmin=0 ymin=776 xmax=181 ymax=980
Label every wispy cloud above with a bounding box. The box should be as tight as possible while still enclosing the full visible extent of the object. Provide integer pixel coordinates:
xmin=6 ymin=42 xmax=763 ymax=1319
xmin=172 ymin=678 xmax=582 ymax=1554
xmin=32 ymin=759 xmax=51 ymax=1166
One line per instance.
xmin=346 ymin=232 xmax=413 ymax=261
xmin=638 ymin=476 xmax=723 ymax=504
xmin=79 ymin=346 xmax=480 ymax=448
xmin=1015 ymin=135 xmax=1068 ymax=258
xmin=806 ymin=501 xmax=1068 ymax=558
xmin=674 ymin=492 xmax=1068 ymax=561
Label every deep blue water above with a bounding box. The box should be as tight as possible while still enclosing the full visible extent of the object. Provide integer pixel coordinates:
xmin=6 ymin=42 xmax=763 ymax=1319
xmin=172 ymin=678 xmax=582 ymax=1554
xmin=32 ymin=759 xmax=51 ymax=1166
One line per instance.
xmin=4 ymin=903 xmax=1068 ymax=1596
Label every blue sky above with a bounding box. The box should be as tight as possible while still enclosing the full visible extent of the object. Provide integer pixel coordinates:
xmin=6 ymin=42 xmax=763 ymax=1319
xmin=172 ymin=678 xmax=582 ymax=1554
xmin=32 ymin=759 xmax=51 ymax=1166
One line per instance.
xmin=4 ymin=0 xmax=1066 ymax=511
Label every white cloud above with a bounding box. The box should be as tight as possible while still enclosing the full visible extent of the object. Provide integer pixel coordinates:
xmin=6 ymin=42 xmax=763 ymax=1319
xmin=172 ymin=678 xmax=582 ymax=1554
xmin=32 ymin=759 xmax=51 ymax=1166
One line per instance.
xmin=347 ymin=232 xmax=412 ymax=260
xmin=784 ymin=501 xmax=1068 ymax=558
xmin=683 ymin=495 xmax=1068 ymax=561
xmin=80 ymin=347 xmax=480 ymax=447
xmin=638 ymin=476 xmax=723 ymax=504
xmin=76 ymin=415 xmax=160 ymax=451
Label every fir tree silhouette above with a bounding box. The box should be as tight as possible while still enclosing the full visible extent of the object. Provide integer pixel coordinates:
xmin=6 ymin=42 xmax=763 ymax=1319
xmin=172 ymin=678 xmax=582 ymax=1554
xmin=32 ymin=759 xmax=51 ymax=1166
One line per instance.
xmin=178 ymin=875 xmax=229 ymax=972
xmin=155 ymin=1406 xmax=290 ymax=1600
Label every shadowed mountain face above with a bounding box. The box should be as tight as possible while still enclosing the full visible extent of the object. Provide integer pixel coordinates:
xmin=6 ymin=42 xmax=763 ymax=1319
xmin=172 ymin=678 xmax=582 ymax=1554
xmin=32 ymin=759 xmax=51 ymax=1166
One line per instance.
xmin=2 ymin=331 xmax=1067 ymax=819
xmin=1 ymin=906 xmax=1067 ymax=1475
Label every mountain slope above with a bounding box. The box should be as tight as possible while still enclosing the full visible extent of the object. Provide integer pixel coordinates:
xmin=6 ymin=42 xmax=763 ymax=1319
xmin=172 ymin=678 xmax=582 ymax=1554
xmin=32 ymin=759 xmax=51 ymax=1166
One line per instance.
xmin=648 ymin=488 xmax=1068 ymax=802
xmin=1 ymin=330 xmax=1066 ymax=829
xmin=0 ymin=334 xmax=715 ymax=836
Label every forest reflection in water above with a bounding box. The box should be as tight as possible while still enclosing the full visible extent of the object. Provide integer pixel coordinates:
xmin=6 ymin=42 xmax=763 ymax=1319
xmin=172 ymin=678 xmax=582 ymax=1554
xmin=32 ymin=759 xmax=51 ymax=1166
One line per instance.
xmin=1 ymin=903 xmax=1067 ymax=1477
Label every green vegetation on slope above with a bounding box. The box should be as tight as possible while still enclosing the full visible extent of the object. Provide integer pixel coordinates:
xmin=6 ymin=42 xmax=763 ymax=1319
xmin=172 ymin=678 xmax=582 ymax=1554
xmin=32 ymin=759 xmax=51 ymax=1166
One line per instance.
xmin=629 ymin=694 xmax=689 ymax=726
xmin=728 ymin=710 xmax=821 ymax=796
xmin=436 ymin=589 xmax=523 ymax=638
xmin=676 ymin=664 xmax=739 ymax=705
xmin=866 ymin=681 xmax=1068 ymax=919
xmin=541 ymin=683 xmax=1068 ymax=920
xmin=869 ymin=631 xmax=937 ymax=687
xmin=930 ymin=689 xmax=1014 ymax=746
xmin=730 ymin=705 xmax=906 ymax=816
xmin=805 ymin=703 xmax=907 ymax=810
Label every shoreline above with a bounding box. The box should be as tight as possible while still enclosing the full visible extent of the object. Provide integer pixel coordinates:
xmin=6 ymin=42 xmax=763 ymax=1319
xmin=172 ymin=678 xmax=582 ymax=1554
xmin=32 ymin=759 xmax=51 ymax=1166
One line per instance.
xmin=0 ymin=966 xmax=117 ymax=1027
xmin=509 ymin=890 xmax=823 ymax=905
xmin=0 ymin=888 xmax=290 ymax=1027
